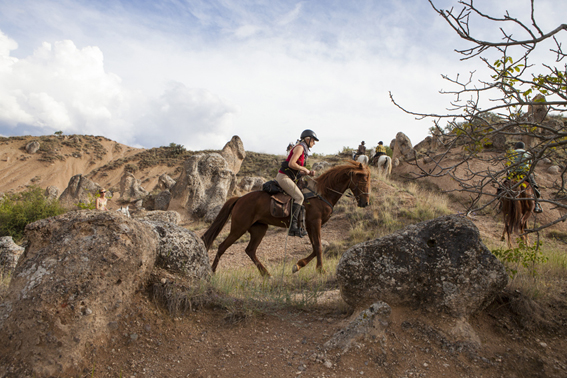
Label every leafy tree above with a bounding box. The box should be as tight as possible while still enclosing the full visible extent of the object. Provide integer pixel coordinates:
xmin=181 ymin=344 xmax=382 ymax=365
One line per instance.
xmin=390 ymin=0 xmax=567 ymax=233
xmin=0 ymin=186 xmax=67 ymax=242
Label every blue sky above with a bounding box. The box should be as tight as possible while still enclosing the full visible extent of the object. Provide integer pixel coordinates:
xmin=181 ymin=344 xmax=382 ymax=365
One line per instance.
xmin=0 ymin=0 xmax=565 ymax=154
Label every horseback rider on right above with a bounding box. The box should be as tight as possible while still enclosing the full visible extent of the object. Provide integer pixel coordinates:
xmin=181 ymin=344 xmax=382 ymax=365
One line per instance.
xmin=504 ymin=141 xmax=543 ymax=213
xmin=372 ymin=141 xmax=387 ymax=165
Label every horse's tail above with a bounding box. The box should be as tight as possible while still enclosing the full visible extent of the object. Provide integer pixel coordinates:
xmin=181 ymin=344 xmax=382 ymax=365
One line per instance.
xmin=201 ymin=196 xmax=240 ymax=250
xmin=385 ymin=156 xmax=392 ymax=175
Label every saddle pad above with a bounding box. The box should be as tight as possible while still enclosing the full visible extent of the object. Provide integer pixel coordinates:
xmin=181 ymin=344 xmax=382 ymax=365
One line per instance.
xmin=270 ymin=193 xmax=292 ymax=218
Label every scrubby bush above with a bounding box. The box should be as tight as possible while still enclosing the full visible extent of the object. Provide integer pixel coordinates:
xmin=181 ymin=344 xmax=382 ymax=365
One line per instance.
xmin=0 ymin=186 xmax=67 ymax=242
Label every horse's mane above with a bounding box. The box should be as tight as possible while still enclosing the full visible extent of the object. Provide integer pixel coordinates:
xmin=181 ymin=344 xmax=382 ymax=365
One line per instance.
xmin=315 ymin=161 xmax=370 ymax=194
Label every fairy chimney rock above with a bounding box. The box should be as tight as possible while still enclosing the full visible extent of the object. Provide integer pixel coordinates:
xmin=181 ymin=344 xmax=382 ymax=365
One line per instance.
xmin=528 ymin=94 xmax=548 ymax=124
xmin=220 ymin=135 xmax=246 ymax=174
xmin=391 ymin=132 xmax=414 ymax=164
xmin=119 ymin=172 xmax=149 ymax=200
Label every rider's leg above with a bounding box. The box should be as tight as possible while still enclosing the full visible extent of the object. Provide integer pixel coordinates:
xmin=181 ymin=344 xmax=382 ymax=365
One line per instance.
xmin=528 ymin=174 xmax=543 ymax=213
xmin=275 ymin=173 xmax=307 ymax=237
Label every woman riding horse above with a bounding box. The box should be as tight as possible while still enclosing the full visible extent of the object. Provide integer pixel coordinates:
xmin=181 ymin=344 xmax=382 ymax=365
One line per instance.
xmin=276 ymin=129 xmax=318 ymax=237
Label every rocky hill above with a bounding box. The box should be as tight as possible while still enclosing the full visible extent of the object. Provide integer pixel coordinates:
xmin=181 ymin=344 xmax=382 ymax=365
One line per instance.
xmin=1 ymin=133 xmax=567 ymax=378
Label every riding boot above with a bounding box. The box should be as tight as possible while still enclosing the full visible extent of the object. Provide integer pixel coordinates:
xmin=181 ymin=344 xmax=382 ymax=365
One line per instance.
xmin=289 ymin=203 xmax=307 ymax=238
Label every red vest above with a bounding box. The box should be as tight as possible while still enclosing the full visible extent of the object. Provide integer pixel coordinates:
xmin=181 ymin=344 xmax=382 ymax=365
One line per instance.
xmin=279 ymin=143 xmax=306 ymax=174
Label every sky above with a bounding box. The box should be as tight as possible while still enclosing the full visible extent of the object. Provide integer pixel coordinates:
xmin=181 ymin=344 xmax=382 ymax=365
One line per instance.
xmin=0 ymin=0 xmax=565 ymax=155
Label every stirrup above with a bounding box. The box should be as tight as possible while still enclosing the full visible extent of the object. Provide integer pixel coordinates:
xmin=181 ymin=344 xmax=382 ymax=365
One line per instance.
xmin=534 ymin=203 xmax=543 ymax=213
xmin=288 ymin=227 xmax=307 ymax=238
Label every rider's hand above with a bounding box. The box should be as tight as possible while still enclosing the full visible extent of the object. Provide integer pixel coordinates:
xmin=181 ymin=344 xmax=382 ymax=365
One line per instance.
xmin=308 ymin=170 xmax=314 ymax=176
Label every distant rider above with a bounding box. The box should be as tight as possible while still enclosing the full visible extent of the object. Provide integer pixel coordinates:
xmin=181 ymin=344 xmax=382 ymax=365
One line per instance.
xmin=353 ymin=141 xmax=366 ymax=161
xmin=372 ymin=141 xmax=387 ymax=164
xmin=275 ymin=129 xmax=318 ymax=237
xmin=505 ymin=141 xmax=543 ymax=213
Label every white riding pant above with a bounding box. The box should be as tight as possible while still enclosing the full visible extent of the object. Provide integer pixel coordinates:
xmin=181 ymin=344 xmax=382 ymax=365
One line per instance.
xmin=275 ymin=172 xmax=304 ymax=205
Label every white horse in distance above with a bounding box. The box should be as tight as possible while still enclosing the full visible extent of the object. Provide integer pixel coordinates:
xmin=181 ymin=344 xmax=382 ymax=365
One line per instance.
xmin=356 ymin=155 xmax=369 ymax=165
xmin=370 ymin=153 xmax=392 ymax=177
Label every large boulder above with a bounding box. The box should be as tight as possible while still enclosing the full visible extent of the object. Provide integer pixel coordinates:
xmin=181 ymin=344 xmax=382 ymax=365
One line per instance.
xmin=238 ymin=176 xmax=264 ymax=192
xmin=44 ymin=186 xmax=59 ymax=201
xmin=58 ymin=174 xmax=100 ymax=207
xmin=391 ymin=132 xmax=414 ymax=164
xmin=143 ymin=190 xmax=172 ymax=211
xmin=142 ymin=220 xmax=211 ymax=279
xmin=220 ymin=135 xmax=246 ymax=174
xmin=25 ymin=141 xmax=40 ymax=154
xmin=134 ymin=210 xmax=181 ymax=225
xmin=168 ymin=153 xmax=236 ymax=220
xmin=119 ymin=171 xmax=148 ymax=200
xmin=156 ymin=174 xmax=176 ymax=191
xmin=527 ymin=94 xmax=548 ymax=124
xmin=0 ymin=211 xmax=158 ymax=377
xmin=413 ymin=135 xmax=443 ymax=154
xmin=0 ymin=236 xmax=24 ymax=275
xmin=336 ymin=215 xmax=508 ymax=318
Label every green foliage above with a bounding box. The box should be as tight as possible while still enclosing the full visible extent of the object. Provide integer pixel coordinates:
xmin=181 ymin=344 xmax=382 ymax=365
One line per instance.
xmin=492 ymin=239 xmax=548 ymax=279
xmin=168 ymin=142 xmax=186 ymax=157
xmin=54 ymin=130 xmax=63 ymax=136
xmin=0 ymin=186 xmax=67 ymax=242
xmin=76 ymin=192 xmax=98 ymax=210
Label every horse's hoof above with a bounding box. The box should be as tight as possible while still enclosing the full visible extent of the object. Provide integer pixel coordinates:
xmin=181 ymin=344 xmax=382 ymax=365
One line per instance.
xmin=292 ymin=264 xmax=300 ymax=274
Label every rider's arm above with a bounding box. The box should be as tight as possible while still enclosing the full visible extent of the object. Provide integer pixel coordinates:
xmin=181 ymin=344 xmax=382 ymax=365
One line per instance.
xmin=288 ymin=145 xmax=311 ymax=175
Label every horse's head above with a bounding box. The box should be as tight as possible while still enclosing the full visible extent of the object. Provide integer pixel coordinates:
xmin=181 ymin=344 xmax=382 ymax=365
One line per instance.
xmin=348 ymin=165 xmax=371 ymax=207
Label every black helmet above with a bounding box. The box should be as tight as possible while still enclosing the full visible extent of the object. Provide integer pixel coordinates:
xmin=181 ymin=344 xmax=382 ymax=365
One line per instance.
xmin=361 ymin=141 xmax=365 ymax=144
xmin=378 ymin=141 xmax=383 ymax=145
xmin=514 ymin=141 xmax=525 ymax=149
xmin=300 ymin=129 xmax=319 ymax=141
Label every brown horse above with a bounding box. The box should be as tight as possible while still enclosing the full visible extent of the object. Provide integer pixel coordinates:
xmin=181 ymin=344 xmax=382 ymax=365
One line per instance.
xmin=202 ymin=161 xmax=371 ymax=276
xmin=500 ymin=178 xmax=536 ymax=247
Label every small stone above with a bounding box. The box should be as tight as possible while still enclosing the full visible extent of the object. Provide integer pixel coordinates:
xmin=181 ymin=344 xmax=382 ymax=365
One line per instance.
xmin=540 ymin=342 xmax=548 ymax=348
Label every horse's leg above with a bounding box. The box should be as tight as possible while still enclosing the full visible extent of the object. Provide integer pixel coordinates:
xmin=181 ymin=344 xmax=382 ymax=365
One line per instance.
xmin=211 ymin=227 xmax=248 ymax=273
xmin=244 ymin=223 xmax=270 ymax=277
xmin=292 ymin=218 xmax=325 ymax=274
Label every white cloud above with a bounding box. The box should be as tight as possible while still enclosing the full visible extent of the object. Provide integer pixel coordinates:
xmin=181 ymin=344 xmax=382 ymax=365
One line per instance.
xmin=0 ymin=0 xmax=564 ymax=155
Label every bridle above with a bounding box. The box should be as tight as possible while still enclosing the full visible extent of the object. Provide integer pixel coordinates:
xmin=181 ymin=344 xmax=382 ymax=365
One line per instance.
xmin=327 ymin=170 xmax=369 ymax=204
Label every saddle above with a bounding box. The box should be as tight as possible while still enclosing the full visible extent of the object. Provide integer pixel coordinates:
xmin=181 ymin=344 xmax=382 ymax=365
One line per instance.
xmin=270 ymin=192 xmax=293 ymax=218
xmin=262 ymin=180 xmax=318 ymax=218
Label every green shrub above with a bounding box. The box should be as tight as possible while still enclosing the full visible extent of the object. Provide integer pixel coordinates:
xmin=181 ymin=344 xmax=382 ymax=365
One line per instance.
xmin=0 ymin=186 xmax=67 ymax=242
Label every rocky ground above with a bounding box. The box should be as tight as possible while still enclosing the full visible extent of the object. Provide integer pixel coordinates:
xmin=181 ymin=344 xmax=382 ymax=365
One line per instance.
xmin=68 ymin=212 xmax=567 ymax=378
xmin=2 ymin=135 xmax=567 ymax=377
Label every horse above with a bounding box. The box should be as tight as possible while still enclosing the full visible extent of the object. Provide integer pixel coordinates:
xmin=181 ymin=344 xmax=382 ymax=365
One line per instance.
xmin=499 ymin=178 xmax=535 ymax=247
xmin=375 ymin=155 xmax=392 ymax=177
xmin=202 ymin=161 xmax=371 ymax=276
xmin=356 ymin=154 xmax=369 ymax=165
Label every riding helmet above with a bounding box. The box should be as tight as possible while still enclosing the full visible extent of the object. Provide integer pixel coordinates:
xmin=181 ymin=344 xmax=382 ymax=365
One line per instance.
xmin=514 ymin=141 xmax=525 ymax=149
xmin=300 ymin=129 xmax=319 ymax=141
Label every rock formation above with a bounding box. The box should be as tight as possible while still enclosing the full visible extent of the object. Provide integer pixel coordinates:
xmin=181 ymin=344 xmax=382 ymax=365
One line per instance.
xmin=0 ymin=236 xmax=24 ymax=276
xmin=527 ymin=94 xmax=548 ymax=124
xmin=119 ymin=171 xmax=149 ymax=201
xmin=134 ymin=209 xmax=181 ymax=225
xmin=238 ymin=176 xmax=264 ymax=192
xmin=44 ymin=186 xmax=59 ymax=201
xmin=142 ymin=220 xmax=210 ymax=279
xmin=391 ymin=132 xmax=414 ymax=164
xmin=25 ymin=141 xmax=40 ymax=154
xmin=157 ymin=174 xmax=176 ymax=191
xmin=312 ymin=161 xmax=332 ymax=172
xmin=220 ymin=135 xmax=246 ymax=174
xmin=58 ymin=174 xmax=100 ymax=207
xmin=143 ymin=189 xmax=172 ymax=211
xmin=0 ymin=210 xmax=211 ymax=377
xmin=168 ymin=153 xmax=236 ymax=221
xmin=336 ymin=215 xmax=508 ymax=318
